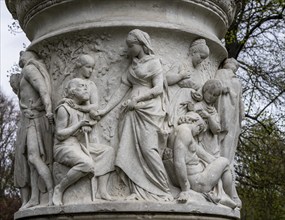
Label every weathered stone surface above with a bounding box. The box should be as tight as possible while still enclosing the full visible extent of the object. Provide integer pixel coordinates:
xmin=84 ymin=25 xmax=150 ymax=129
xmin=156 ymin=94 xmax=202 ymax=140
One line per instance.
xmin=6 ymin=0 xmax=238 ymax=42
xmin=15 ymin=201 xmax=240 ymax=220
xmin=7 ymin=1 xmax=243 ymax=219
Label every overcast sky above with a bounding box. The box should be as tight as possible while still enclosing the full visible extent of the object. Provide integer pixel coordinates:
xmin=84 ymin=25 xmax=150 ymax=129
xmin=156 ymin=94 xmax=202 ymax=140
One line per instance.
xmin=0 ymin=1 xmax=30 ymax=100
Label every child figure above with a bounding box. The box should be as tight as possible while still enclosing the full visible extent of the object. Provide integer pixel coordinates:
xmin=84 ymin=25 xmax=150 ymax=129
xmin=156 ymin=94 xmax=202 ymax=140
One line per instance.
xmin=191 ymin=80 xmax=223 ymax=157
xmin=66 ymin=54 xmax=98 ymax=113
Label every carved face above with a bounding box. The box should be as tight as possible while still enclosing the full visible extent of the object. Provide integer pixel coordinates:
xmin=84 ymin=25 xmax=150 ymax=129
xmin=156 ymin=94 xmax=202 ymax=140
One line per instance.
xmin=78 ymin=56 xmax=95 ymax=78
xmin=203 ymin=89 xmax=220 ymax=105
xmin=190 ymin=46 xmax=209 ymax=68
xmin=72 ymin=81 xmax=89 ymax=102
xmin=80 ymin=62 xmax=93 ymax=78
xmin=126 ymin=34 xmax=144 ymax=58
xmin=127 ymin=42 xmax=143 ymax=58
xmin=224 ymin=61 xmax=238 ymax=72
xmin=192 ymin=123 xmax=206 ymax=136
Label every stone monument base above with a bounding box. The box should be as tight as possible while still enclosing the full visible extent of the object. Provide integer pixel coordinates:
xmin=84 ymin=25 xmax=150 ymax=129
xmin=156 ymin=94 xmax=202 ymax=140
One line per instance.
xmin=15 ymin=201 xmax=240 ymax=220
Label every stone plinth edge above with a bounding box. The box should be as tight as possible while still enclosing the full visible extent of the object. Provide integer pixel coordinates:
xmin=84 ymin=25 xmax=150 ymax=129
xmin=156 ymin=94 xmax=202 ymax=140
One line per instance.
xmin=15 ymin=201 xmax=240 ymax=220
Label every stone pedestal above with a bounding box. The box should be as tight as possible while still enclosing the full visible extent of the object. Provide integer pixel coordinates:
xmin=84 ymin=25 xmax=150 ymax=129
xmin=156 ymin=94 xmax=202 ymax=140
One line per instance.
xmin=7 ymin=0 xmax=241 ymax=219
xmin=15 ymin=201 xmax=240 ymax=220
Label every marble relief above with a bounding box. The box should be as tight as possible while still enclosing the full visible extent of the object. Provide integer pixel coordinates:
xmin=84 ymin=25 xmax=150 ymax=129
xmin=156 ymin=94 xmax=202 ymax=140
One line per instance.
xmin=11 ymin=29 xmax=243 ymax=210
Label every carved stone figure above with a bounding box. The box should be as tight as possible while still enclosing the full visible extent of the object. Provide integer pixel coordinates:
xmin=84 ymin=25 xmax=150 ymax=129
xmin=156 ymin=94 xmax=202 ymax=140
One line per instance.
xmin=13 ymin=50 xmax=54 ymax=209
xmin=167 ymin=39 xmax=210 ymax=126
xmin=65 ymin=54 xmax=100 ymax=143
xmin=168 ymin=111 xmax=238 ymax=208
xmin=215 ymin=58 xmax=244 ymax=162
xmin=215 ymin=58 xmax=243 ymax=207
xmin=53 ymin=78 xmax=115 ymax=205
xmin=91 ymin=29 xmax=173 ymax=201
xmin=73 ymin=54 xmax=99 ymax=112
xmin=7 ymin=1 xmax=243 ymax=219
xmin=166 ymin=39 xmax=210 ymax=89
xmin=191 ymin=80 xmax=223 ymax=157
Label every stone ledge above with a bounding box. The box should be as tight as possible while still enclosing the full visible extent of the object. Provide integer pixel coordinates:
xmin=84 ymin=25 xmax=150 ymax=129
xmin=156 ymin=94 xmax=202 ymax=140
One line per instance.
xmin=6 ymin=0 xmax=238 ymax=29
xmin=6 ymin=0 xmax=237 ymax=42
xmin=15 ymin=201 xmax=240 ymax=220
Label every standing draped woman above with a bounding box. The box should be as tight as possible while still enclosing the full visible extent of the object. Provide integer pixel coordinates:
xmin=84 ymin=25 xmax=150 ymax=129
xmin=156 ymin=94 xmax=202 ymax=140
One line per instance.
xmin=91 ymin=29 xmax=172 ymax=201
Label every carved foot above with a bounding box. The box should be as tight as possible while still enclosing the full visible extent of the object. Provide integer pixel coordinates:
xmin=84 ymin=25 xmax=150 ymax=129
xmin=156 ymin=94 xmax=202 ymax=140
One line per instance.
xmin=125 ymin=193 xmax=140 ymax=201
xmin=177 ymin=191 xmax=190 ymax=203
xmin=95 ymin=191 xmax=114 ymax=201
xmin=52 ymin=185 xmax=63 ymax=206
xmin=220 ymin=195 xmax=237 ymax=209
xmin=233 ymin=196 xmax=242 ymax=208
xmin=20 ymin=198 xmax=39 ymax=210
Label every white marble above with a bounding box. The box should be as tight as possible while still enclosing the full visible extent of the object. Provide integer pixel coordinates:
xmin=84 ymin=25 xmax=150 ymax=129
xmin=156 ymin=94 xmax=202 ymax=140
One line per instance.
xmin=7 ymin=1 xmax=242 ymax=219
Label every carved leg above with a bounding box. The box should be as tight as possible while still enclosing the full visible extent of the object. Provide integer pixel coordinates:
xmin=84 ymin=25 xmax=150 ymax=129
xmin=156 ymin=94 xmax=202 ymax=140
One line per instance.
xmin=53 ymin=185 xmax=64 ymax=206
xmin=20 ymin=165 xmax=39 ymax=209
xmin=230 ymin=164 xmax=242 ymax=208
xmin=20 ymin=186 xmax=30 ymax=208
xmin=27 ymin=127 xmax=54 ymax=206
xmin=231 ymin=185 xmax=242 ymax=208
xmin=96 ymin=173 xmax=113 ymax=201
xmin=219 ymin=194 xmax=238 ymax=209
xmin=53 ymin=169 xmax=86 ymax=206
xmin=220 ymin=166 xmax=237 ymax=209
xmin=173 ymin=144 xmax=190 ymax=192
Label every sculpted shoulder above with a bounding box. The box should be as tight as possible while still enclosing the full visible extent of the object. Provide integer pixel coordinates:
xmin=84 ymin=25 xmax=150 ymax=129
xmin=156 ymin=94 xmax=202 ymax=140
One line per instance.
xmin=146 ymin=56 xmax=163 ymax=73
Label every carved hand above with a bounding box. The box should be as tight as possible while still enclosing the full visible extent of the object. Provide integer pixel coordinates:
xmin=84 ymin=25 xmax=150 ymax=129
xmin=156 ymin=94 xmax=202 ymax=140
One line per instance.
xmin=46 ymin=112 xmax=54 ymax=124
xmin=82 ymin=126 xmax=92 ymax=133
xmin=197 ymin=109 xmax=210 ymax=119
xmin=90 ymin=109 xmax=105 ymax=120
xmin=179 ymin=101 xmax=194 ymax=113
xmin=191 ymin=91 xmax=203 ymax=101
xmin=222 ymin=86 xmax=230 ymax=94
xmin=79 ymin=119 xmax=92 ymax=127
xmin=65 ymin=98 xmax=78 ymax=109
xmin=127 ymin=98 xmax=138 ymax=111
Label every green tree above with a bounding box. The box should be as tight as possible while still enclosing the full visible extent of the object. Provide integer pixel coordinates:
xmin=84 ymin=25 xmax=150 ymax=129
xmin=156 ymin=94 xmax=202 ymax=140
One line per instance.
xmin=225 ymin=0 xmax=285 ymax=128
xmin=225 ymin=0 xmax=285 ymax=219
xmin=236 ymin=120 xmax=285 ymax=220
xmin=0 ymin=91 xmax=21 ymax=219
